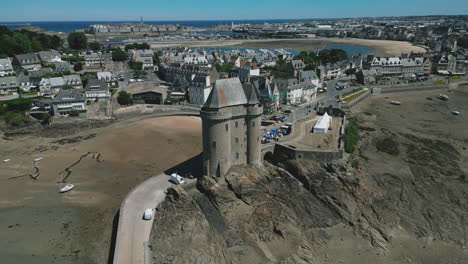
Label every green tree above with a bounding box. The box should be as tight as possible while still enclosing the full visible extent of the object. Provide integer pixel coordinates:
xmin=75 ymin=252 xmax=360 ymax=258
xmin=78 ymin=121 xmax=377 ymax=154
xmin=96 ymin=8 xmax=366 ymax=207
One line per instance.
xmin=124 ymin=43 xmax=150 ymax=51
xmin=112 ymin=48 xmax=128 ymax=61
xmin=153 ymin=51 xmax=161 ymax=64
xmin=117 ymin=91 xmax=133 ymax=106
xmin=215 ymin=63 xmax=233 ymax=73
xmin=31 ymin=40 xmax=43 ymax=52
xmin=356 ymin=71 xmax=365 ymax=84
xmin=130 ymin=61 xmax=143 ymax=71
xmin=50 ymin=35 xmax=62 ymax=49
xmin=67 ymin=32 xmax=87 ymax=50
xmin=89 ymin=42 xmax=101 ymax=52
xmin=73 ymin=62 xmax=83 ymax=72
xmin=12 ymin=32 xmax=33 ymax=53
xmin=345 ymin=68 xmax=357 ymax=76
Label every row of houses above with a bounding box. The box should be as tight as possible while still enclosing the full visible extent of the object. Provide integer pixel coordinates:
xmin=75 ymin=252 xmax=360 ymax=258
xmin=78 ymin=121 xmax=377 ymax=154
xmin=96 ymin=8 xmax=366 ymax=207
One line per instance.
xmin=30 ymin=78 xmax=110 ymax=116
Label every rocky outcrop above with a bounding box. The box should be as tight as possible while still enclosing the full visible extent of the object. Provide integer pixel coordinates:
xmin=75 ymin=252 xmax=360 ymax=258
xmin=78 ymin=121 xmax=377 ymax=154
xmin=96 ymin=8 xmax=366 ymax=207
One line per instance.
xmin=149 ymin=114 xmax=468 ymax=263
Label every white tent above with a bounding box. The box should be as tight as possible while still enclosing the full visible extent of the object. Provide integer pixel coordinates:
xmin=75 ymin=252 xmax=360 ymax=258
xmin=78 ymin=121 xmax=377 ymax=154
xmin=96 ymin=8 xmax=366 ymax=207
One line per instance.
xmin=313 ymin=112 xmax=332 ymax=134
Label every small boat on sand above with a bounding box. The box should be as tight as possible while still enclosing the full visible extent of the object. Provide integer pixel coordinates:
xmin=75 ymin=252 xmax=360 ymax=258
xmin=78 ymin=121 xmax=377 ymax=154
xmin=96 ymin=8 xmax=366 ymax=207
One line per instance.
xmin=438 ymin=94 xmax=449 ymax=101
xmin=452 ymin=111 xmax=461 ymax=115
xmin=33 ymin=157 xmax=43 ymax=162
xmin=390 ymin=101 xmax=401 ymax=105
xmin=60 ymin=184 xmax=74 ymax=193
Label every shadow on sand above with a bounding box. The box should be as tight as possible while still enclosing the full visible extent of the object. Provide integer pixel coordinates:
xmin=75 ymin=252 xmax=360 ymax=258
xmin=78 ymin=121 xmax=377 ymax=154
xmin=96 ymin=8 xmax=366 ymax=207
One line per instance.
xmin=164 ymin=153 xmax=203 ymax=179
xmin=107 ymin=210 xmax=119 ymax=264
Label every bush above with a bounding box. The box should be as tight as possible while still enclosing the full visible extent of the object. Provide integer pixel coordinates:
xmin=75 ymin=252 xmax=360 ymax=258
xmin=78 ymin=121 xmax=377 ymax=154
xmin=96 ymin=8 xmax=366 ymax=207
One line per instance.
xmin=130 ymin=61 xmax=143 ymax=71
xmin=4 ymin=112 xmax=29 ymax=126
xmin=117 ymin=91 xmax=133 ymax=106
xmin=68 ymin=109 xmax=80 ymax=117
xmin=73 ymin=62 xmax=83 ymax=72
xmin=344 ymin=118 xmax=359 ymax=153
xmin=41 ymin=113 xmax=51 ymax=125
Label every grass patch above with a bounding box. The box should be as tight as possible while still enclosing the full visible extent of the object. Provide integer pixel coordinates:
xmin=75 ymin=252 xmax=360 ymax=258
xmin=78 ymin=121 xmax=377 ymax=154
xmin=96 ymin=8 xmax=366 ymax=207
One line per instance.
xmin=345 ymin=117 xmax=359 ymax=153
xmin=342 ymin=88 xmax=364 ymax=97
xmin=433 ymin=80 xmax=446 ymax=85
xmin=343 ymin=90 xmax=367 ymax=102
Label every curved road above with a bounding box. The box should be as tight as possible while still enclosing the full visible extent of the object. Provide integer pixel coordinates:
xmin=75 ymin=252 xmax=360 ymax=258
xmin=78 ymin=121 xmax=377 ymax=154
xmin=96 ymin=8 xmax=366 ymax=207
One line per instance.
xmin=113 ymin=173 xmax=173 ymax=264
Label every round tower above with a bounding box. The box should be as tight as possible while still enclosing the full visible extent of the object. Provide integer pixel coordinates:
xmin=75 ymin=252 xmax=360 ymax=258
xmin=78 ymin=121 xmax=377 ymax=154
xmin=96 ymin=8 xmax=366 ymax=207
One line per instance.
xmin=201 ymin=110 xmax=232 ymax=178
xmin=246 ymin=104 xmax=262 ymax=166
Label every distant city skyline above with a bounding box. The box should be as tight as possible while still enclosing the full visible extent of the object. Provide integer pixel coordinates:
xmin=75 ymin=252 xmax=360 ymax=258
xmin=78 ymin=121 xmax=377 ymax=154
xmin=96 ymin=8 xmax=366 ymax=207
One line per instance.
xmin=1 ymin=0 xmax=468 ymax=22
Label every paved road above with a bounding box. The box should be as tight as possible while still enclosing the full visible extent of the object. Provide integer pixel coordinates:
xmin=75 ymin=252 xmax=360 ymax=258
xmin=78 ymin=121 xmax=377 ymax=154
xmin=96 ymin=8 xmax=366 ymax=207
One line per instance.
xmin=113 ymin=173 xmax=173 ymax=264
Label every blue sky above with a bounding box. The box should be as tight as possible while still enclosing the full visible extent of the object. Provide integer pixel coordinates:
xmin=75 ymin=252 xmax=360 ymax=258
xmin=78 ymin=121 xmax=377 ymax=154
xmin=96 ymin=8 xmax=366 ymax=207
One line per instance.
xmin=1 ymin=0 xmax=467 ymax=22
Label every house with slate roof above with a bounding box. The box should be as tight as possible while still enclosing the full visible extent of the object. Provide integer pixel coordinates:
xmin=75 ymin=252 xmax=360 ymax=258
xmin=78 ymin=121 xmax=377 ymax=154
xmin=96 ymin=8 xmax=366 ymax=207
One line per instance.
xmin=15 ymin=53 xmax=42 ymax=71
xmin=18 ymin=76 xmax=41 ymax=92
xmin=51 ymin=90 xmax=87 ymax=116
xmin=38 ymin=50 xmax=62 ymax=63
xmin=249 ymin=76 xmax=279 ymax=114
xmin=63 ymin=75 xmax=83 ymax=89
xmin=0 ymin=76 xmax=19 ymax=95
xmin=54 ymin=61 xmax=71 ymax=72
xmin=85 ymin=79 xmax=110 ymax=101
xmin=0 ymin=58 xmax=14 ymax=77
xmin=39 ymin=77 xmax=65 ymax=96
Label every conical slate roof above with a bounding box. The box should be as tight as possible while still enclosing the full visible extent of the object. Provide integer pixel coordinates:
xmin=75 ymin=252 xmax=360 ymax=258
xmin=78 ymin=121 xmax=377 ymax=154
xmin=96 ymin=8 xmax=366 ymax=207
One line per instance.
xmin=204 ymin=78 xmax=247 ymax=109
xmin=243 ymin=83 xmax=260 ymax=105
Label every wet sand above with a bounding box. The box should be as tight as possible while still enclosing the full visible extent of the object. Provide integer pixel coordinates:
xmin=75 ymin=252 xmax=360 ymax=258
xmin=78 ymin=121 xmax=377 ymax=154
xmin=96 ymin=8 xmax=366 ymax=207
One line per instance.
xmin=0 ymin=116 xmax=202 ymax=263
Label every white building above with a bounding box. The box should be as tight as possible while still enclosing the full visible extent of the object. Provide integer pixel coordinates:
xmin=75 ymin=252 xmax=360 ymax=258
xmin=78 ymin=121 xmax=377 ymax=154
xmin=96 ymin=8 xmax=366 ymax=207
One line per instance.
xmin=188 ymin=75 xmax=212 ymax=105
xmin=313 ymin=112 xmax=332 ymax=134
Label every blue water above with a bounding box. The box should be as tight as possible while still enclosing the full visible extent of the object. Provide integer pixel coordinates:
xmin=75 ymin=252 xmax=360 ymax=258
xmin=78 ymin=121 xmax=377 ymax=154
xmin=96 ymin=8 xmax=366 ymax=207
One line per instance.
xmin=322 ymin=44 xmax=374 ymax=55
xmin=1 ymin=19 xmax=298 ymax=32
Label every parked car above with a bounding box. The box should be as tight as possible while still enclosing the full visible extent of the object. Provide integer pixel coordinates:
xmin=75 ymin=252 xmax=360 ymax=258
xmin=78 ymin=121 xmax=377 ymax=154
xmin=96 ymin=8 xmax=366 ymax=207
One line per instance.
xmin=143 ymin=208 xmax=154 ymax=220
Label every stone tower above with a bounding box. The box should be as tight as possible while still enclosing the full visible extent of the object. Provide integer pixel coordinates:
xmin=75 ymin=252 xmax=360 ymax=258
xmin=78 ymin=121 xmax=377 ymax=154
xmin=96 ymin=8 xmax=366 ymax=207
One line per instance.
xmin=201 ymin=78 xmax=262 ymax=178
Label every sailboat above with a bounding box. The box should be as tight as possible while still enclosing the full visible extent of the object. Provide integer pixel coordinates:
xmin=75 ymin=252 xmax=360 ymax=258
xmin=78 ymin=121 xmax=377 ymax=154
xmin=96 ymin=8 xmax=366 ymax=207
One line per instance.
xmin=59 ymin=174 xmax=74 ymax=193
xmin=60 ymin=184 xmax=74 ymax=193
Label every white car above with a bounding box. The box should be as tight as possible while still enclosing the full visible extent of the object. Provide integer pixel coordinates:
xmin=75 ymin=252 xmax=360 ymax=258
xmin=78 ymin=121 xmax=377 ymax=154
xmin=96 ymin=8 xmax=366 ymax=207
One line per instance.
xmin=143 ymin=208 xmax=154 ymax=220
xmin=170 ymin=173 xmax=185 ymax=185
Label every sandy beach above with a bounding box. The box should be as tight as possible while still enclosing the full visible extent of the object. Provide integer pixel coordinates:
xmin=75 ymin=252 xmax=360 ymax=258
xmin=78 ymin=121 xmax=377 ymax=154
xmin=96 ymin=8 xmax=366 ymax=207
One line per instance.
xmin=150 ymin=37 xmax=426 ymax=56
xmin=0 ymin=116 xmax=202 ymax=264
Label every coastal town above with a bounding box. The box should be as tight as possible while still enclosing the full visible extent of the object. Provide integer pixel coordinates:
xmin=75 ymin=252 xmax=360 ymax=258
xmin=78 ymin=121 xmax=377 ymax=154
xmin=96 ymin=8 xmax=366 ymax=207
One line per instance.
xmin=1 ymin=11 xmax=468 ymax=264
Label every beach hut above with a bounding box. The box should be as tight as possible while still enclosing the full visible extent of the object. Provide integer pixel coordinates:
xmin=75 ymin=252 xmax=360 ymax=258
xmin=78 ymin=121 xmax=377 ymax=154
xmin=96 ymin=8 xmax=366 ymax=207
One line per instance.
xmin=313 ymin=112 xmax=332 ymax=134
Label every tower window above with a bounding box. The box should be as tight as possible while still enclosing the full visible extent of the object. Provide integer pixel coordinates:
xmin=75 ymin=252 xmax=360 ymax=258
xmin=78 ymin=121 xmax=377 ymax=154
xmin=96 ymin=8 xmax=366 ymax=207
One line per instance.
xmin=252 ymin=121 xmax=255 ymax=127
xmin=225 ymin=124 xmax=228 ymax=131
xmin=236 ymin=153 xmax=239 ymax=159
xmin=235 ymin=121 xmax=238 ymax=128
xmin=212 ymin=141 xmax=216 ymax=150
xmin=257 ymin=136 xmax=259 ymax=142
xmin=236 ymin=137 xmax=239 ymax=143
